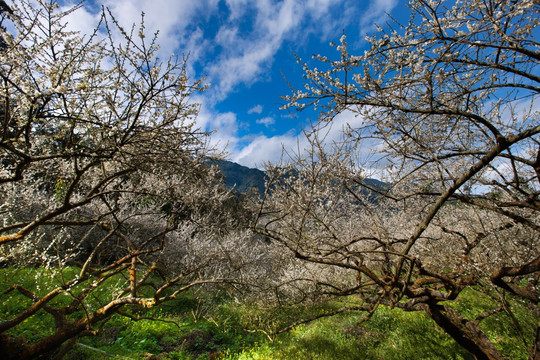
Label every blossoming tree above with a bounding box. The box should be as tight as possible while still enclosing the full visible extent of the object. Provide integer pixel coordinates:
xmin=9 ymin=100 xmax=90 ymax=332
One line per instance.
xmin=256 ymin=0 xmax=539 ymax=358
xmin=0 ymin=1 xmax=243 ymax=358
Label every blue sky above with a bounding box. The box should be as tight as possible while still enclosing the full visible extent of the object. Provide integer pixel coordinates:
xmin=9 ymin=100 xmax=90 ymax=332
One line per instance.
xmin=59 ymin=0 xmax=407 ymax=168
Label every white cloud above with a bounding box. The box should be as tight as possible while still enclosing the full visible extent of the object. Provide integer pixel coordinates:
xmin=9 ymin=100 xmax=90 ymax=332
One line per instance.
xmin=224 ymin=0 xmax=252 ymax=19
xmin=205 ymin=1 xmax=303 ymax=101
xmin=360 ymin=0 xmax=399 ymax=32
xmin=205 ymin=0 xmax=347 ymax=102
xmin=256 ymin=116 xmax=275 ymax=127
xmin=248 ymin=104 xmax=263 ymax=114
xmin=57 ymin=0 xmax=218 ymax=67
xmin=230 ymin=110 xmax=374 ymax=168
xmin=195 ymin=101 xmax=238 ymax=145
xmin=207 ymin=42 xmax=277 ymax=101
xmin=64 ymin=0 xmax=349 ymax=110
xmin=98 ymin=0 xmax=218 ymax=57
xmin=232 ymin=131 xmax=307 ymax=168
xmin=54 ymin=0 xmax=386 ymax=170
xmin=306 ymin=0 xmax=337 ymax=18
xmin=59 ymin=4 xmax=101 ymax=35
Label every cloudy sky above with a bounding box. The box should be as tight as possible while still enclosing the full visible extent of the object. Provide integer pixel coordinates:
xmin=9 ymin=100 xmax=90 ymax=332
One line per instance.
xmin=59 ymin=0 xmax=406 ymax=168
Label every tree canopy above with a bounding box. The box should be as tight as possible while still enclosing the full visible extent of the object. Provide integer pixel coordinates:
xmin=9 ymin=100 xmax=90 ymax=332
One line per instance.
xmin=0 ymin=1 xmax=245 ymax=358
xmin=256 ymin=0 xmax=539 ymax=358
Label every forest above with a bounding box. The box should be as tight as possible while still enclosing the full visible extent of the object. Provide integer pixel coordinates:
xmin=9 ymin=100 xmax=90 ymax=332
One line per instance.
xmin=0 ymin=0 xmax=538 ymax=359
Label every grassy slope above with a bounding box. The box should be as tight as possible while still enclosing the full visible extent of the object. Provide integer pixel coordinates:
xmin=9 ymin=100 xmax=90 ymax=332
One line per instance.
xmin=0 ymin=267 xmax=535 ymax=360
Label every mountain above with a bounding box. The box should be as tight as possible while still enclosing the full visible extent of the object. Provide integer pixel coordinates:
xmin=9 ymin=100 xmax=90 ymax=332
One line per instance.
xmin=214 ymin=159 xmax=267 ymax=195
xmin=214 ymin=159 xmax=388 ymax=199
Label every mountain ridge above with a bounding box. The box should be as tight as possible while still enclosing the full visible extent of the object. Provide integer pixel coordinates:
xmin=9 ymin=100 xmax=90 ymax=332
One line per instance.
xmin=214 ymin=159 xmax=387 ymax=197
xmin=213 ymin=159 xmax=267 ymax=194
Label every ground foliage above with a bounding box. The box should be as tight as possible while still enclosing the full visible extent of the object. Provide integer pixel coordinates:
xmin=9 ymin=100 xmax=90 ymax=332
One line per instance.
xmin=0 ymin=267 xmax=536 ymax=359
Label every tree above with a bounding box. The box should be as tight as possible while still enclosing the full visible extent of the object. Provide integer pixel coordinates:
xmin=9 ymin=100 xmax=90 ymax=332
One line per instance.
xmin=0 ymin=1 xmax=243 ymax=358
xmin=256 ymin=0 xmax=539 ymax=358
xmin=0 ymin=0 xmax=12 ymax=50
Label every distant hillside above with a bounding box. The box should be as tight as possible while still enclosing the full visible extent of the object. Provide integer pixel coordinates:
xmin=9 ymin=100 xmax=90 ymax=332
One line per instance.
xmin=214 ymin=159 xmax=267 ymax=195
xmin=213 ymin=159 xmax=387 ymax=198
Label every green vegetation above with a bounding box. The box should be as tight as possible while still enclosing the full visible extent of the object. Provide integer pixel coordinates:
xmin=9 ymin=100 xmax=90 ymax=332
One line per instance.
xmin=1 ymin=267 xmax=534 ymax=359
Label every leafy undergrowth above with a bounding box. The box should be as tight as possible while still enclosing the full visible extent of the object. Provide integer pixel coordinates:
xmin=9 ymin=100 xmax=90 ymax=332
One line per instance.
xmin=0 ymin=267 xmax=536 ymax=359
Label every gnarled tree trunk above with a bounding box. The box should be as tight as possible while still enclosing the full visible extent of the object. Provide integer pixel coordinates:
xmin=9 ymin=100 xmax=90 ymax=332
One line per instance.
xmin=423 ymin=304 xmax=504 ymax=360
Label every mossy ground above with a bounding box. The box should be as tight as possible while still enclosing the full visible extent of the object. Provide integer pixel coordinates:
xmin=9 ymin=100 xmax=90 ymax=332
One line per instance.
xmin=0 ymin=267 xmax=535 ymax=359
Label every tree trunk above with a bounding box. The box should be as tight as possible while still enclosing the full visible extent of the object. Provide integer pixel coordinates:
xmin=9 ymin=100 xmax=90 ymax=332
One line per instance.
xmin=423 ymin=304 xmax=505 ymax=360
xmin=530 ymin=325 xmax=539 ymax=360
xmin=0 ymin=301 xmax=124 ymax=360
xmin=0 ymin=323 xmax=89 ymax=360
xmin=0 ymin=333 xmax=31 ymax=360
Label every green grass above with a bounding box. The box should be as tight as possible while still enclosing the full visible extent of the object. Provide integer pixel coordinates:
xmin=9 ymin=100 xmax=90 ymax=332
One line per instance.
xmin=223 ymin=305 xmax=472 ymax=360
xmin=0 ymin=267 xmax=536 ymax=359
